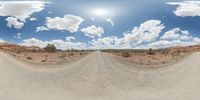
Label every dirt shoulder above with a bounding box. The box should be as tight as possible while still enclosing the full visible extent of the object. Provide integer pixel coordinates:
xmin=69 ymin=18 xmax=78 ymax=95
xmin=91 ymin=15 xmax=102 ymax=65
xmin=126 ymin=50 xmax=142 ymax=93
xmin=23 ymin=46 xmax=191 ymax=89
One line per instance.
xmin=106 ymin=45 xmax=200 ymax=68
xmin=110 ymin=52 xmax=191 ymax=68
xmin=7 ymin=51 xmax=90 ymax=66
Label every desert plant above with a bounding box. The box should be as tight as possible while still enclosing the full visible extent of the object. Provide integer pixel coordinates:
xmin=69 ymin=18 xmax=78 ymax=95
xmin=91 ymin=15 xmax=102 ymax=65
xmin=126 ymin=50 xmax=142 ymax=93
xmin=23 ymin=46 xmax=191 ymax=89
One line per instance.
xmin=183 ymin=50 xmax=187 ymax=53
xmin=148 ymin=48 xmax=155 ymax=55
xmin=122 ymin=51 xmax=131 ymax=57
xmin=60 ymin=53 xmax=66 ymax=60
xmin=44 ymin=44 xmax=56 ymax=53
xmin=16 ymin=50 xmax=21 ymax=54
xmin=41 ymin=58 xmax=48 ymax=62
xmin=27 ymin=57 xmax=32 ymax=60
xmin=177 ymin=49 xmax=181 ymax=53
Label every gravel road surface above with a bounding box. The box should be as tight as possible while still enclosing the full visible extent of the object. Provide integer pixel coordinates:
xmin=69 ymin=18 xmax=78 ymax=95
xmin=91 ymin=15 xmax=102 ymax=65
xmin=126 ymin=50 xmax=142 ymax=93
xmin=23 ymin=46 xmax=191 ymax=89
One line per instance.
xmin=0 ymin=51 xmax=200 ymax=100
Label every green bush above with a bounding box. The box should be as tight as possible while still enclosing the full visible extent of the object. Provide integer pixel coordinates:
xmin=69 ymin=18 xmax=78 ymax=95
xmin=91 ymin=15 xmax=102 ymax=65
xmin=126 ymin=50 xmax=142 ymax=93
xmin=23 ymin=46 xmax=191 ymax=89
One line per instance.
xmin=44 ymin=44 xmax=57 ymax=52
xmin=148 ymin=48 xmax=155 ymax=55
xmin=122 ymin=51 xmax=131 ymax=57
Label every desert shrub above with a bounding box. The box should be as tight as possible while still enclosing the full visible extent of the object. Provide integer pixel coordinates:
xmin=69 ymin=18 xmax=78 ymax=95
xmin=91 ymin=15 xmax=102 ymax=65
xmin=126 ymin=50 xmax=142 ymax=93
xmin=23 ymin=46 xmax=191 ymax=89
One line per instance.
xmin=68 ymin=52 xmax=74 ymax=56
xmin=41 ymin=58 xmax=48 ymax=62
xmin=31 ymin=49 xmax=37 ymax=53
xmin=27 ymin=57 xmax=32 ymax=60
xmin=161 ymin=50 xmax=169 ymax=54
xmin=148 ymin=48 xmax=155 ymax=55
xmin=44 ymin=44 xmax=57 ymax=53
xmin=16 ymin=51 xmax=21 ymax=54
xmin=177 ymin=49 xmax=181 ymax=53
xmin=183 ymin=50 xmax=187 ymax=53
xmin=60 ymin=53 xmax=66 ymax=59
xmin=122 ymin=51 xmax=131 ymax=57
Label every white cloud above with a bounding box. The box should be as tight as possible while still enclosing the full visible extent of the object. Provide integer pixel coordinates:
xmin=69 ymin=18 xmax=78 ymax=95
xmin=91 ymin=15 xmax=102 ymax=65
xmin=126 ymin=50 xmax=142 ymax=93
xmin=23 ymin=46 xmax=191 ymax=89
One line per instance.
xmin=193 ymin=37 xmax=200 ymax=44
xmin=0 ymin=39 xmax=6 ymax=43
xmin=48 ymin=11 xmax=52 ymax=14
xmin=36 ymin=26 xmax=49 ymax=32
xmin=14 ymin=33 xmax=22 ymax=39
xmin=22 ymin=38 xmax=45 ymax=47
xmin=89 ymin=36 xmax=122 ymax=49
xmin=88 ymin=19 xmax=200 ymax=49
xmin=146 ymin=39 xmax=199 ymax=49
xmin=6 ymin=17 xmax=24 ymax=29
xmin=106 ymin=17 xmax=114 ymax=26
xmin=21 ymin=18 xmax=200 ymax=50
xmin=81 ymin=25 xmax=104 ymax=37
xmin=21 ymin=38 xmax=86 ymax=50
xmin=0 ymin=1 xmax=49 ymax=29
xmin=160 ymin=28 xmax=192 ymax=40
xmin=0 ymin=1 xmax=48 ymax=21
xmin=89 ymin=20 xmax=165 ymax=49
xmin=122 ymin=20 xmax=165 ymax=45
xmin=167 ymin=1 xmax=200 ymax=17
xmin=66 ymin=36 xmax=76 ymax=41
xmin=37 ymin=14 xmax=84 ymax=33
xmin=29 ymin=17 xmax=37 ymax=21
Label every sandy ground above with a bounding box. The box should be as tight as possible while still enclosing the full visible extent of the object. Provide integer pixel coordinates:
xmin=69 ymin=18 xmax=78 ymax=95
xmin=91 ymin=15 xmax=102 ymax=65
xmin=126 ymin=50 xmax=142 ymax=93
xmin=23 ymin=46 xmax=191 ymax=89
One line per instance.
xmin=0 ymin=51 xmax=200 ymax=100
xmin=8 ymin=52 xmax=89 ymax=65
xmin=111 ymin=51 xmax=190 ymax=67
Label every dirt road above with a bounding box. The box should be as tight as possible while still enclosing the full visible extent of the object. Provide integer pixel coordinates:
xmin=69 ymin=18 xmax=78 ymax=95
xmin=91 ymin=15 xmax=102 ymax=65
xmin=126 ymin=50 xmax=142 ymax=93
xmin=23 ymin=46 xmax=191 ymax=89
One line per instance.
xmin=0 ymin=51 xmax=200 ymax=100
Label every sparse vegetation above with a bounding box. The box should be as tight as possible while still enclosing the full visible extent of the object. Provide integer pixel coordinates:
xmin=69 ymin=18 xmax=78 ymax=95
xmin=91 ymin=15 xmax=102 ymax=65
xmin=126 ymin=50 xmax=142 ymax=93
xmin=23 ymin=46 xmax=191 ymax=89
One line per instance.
xmin=17 ymin=51 xmax=21 ymax=54
xmin=2 ymin=41 xmax=199 ymax=66
xmin=147 ymin=48 xmax=155 ymax=55
xmin=59 ymin=53 xmax=66 ymax=60
xmin=27 ymin=57 xmax=32 ymax=60
xmin=44 ymin=44 xmax=57 ymax=53
xmin=41 ymin=58 xmax=48 ymax=62
xmin=122 ymin=51 xmax=131 ymax=57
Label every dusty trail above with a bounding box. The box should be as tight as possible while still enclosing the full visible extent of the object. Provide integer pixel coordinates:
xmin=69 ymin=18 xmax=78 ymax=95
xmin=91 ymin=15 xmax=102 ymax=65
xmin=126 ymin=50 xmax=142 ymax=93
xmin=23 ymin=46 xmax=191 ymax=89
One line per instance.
xmin=0 ymin=51 xmax=200 ymax=100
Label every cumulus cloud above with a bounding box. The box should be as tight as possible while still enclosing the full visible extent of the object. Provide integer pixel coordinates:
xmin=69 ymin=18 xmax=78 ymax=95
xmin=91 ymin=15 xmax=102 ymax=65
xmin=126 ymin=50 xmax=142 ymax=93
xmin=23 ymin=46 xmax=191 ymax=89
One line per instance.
xmin=106 ymin=17 xmax=114 ymax=26
xmin=0 ymin=1 xmax=49 ymax=29
xmin=48 ymin=11 xmax=52 ymax=14
xmin=89 ymin=36 xmax=123 ymax=49
xmin=14 ymin=33 xmax=22 ymax=39
xmin=81 ymin=25 xmax=104 ymax=37
xmin=37 ymin=14 xmax=84 ymax=33
xmin=66 ymin=36 xmax=76 ymax=41
xmin=36 ymin=26 xmax=49 ymax=32
xmin=160 ymin=28 xmax=192 ymax=40
xmin=146 ymin=39 xmax=199 ymax=49
xmin=167 ymin=1 xmax=200 ymax=17
xmin=89 ymin=20 xmax=165 ymax=49
xmin=21 ymin=38 xmax=86 ymax=50
xmin=6 ymin=17 xmax=24 ymax=29
xmin=29 ymin=17 xmax=37 ymax=21
xmin=122 ymin=20 xmax=165 ymax=45
xmin=89 ymin=19 xmax=200 ymax=49
xmin=193 ymin=37 xmax=200 ymax=44
xmin=0 ymin=1 xmax=48 ymax=21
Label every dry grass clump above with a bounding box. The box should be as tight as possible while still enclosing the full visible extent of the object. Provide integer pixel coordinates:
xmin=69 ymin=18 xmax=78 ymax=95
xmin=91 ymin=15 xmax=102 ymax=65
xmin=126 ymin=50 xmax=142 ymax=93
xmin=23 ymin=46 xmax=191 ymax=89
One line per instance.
xmin=122 ymin=51 xmax=131 ymax=58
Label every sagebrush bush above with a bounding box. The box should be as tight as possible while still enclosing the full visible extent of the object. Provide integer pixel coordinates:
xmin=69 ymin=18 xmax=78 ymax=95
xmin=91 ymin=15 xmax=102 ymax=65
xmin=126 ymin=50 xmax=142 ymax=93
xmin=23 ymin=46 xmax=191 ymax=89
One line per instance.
xmin=27 ymin=57 xmax=32 ymax=60
xmin=44 ymin=44 xmax=57 ymax=53
xmin=122 ymin=51 xmax=131 ymax=57
xmin=148 ymin=48 xmax=155 ymax=55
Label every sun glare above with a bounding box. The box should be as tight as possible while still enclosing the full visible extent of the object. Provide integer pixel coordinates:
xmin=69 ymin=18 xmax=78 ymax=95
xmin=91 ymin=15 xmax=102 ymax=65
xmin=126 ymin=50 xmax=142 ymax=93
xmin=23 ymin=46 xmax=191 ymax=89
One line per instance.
xmin=93 ymin=8 xmax=110 ymax=17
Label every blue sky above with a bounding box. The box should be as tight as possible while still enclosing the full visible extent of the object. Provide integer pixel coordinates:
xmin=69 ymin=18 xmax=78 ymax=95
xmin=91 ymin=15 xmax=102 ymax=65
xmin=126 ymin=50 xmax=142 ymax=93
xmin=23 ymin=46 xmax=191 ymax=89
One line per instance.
xmin=0 ymin=0 xmax=200 ymax=50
